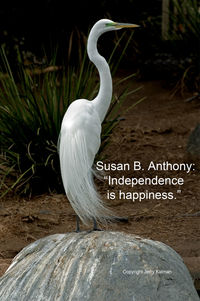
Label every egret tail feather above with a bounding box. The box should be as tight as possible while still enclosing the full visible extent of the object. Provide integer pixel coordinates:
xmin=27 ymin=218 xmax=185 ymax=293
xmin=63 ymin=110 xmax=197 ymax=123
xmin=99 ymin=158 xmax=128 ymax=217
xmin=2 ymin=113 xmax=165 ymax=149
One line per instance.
xmin=59 ymin=130 xmax=114 ymax=225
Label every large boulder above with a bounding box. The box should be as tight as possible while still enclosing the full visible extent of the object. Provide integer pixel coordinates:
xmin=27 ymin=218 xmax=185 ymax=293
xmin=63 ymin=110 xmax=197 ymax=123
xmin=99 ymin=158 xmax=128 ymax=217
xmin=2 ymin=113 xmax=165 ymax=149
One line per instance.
xmin=0 ymin=231 xmax=198 ymax=301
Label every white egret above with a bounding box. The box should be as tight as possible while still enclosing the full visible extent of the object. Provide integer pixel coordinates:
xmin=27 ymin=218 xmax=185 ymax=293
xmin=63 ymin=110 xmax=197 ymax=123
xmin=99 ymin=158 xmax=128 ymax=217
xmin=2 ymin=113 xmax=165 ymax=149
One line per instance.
xmin=59 ymin=19 xmax=139 ymax=231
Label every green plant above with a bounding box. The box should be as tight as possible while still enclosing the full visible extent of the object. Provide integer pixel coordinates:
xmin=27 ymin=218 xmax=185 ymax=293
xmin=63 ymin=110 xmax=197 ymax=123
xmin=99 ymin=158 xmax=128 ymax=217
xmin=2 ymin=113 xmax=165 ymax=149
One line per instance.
xmin=0 ymin=32 xmax=143 ymax=197
xmin=170 ymin=0 xmax=200 ymax=40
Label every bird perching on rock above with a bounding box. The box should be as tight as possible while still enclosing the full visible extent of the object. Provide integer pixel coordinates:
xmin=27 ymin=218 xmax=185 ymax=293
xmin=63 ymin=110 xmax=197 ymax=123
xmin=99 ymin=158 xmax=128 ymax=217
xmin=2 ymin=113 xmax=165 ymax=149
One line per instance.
xmin=58 ymin=19 xmax=139 ymax=231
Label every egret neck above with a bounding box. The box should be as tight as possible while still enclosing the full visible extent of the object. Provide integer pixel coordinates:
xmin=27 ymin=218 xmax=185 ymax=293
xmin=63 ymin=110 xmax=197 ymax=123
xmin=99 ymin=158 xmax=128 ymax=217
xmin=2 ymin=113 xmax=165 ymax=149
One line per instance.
xmin=87 ymin=30 xmax=112 ymax=123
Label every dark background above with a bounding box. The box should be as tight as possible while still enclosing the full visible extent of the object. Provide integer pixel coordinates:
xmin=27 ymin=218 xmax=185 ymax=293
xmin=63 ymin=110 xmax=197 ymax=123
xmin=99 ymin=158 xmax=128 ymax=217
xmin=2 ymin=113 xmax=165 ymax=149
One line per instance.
xmin=0 ymin=1 xmax=199 ymax=86
xmin=0 ymin=0 xmax=162 ymax=61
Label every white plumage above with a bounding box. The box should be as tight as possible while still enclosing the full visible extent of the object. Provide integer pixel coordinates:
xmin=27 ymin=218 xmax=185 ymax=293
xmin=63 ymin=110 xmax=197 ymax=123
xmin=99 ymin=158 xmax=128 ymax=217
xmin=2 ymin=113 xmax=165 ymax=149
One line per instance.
xmin=59 ymin=99 xmax=109 ymax=225
xmin=59 ymin=19 xmax=139 ymax=229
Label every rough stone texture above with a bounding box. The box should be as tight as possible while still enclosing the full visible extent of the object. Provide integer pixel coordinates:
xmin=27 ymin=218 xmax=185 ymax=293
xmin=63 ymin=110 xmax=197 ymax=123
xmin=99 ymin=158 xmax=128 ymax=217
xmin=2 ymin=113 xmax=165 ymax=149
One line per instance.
xmin=0 ymin=231 xmax=198 ymax=301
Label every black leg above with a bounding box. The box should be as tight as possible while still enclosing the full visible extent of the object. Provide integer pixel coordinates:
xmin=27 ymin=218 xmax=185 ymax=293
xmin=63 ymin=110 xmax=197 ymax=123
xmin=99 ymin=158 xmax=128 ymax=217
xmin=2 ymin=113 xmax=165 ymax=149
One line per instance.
xmin=93 ymin=218 xmax=102 ymax=231
xmin=76 ymin=215 xmax=81 ymax=232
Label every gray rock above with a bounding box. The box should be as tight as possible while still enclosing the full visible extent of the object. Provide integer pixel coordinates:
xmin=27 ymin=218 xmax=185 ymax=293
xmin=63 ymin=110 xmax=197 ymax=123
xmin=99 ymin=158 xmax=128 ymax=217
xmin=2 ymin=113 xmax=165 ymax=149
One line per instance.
xmin=0 ymin=231 xmax=198 ymax=301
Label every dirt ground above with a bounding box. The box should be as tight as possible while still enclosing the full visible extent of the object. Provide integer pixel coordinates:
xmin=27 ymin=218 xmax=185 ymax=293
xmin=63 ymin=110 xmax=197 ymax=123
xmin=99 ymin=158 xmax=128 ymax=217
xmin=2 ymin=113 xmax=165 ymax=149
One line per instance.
xmin=0 ymin=79 xmax=200 ymax=291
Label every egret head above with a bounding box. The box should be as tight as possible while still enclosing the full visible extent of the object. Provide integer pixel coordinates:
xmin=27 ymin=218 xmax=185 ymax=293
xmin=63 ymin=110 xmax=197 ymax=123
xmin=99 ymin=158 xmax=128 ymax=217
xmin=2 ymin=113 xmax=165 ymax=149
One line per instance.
xmin=92 ymin=19 xmax=139 ymax=36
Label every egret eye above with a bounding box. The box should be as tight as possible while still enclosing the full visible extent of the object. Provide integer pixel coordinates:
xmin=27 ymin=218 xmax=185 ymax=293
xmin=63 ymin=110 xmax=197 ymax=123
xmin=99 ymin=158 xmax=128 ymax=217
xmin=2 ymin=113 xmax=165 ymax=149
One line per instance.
xmin=105 ymin=22 xmax=116 ymax=27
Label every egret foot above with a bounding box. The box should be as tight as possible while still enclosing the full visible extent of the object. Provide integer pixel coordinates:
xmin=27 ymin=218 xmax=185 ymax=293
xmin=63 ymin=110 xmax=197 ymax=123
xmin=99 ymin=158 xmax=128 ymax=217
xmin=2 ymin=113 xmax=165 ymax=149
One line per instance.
xmin=76 ymin=216 xmax=103 ymax=232
xmin=92 ymin=218 xmax=102 ymax=231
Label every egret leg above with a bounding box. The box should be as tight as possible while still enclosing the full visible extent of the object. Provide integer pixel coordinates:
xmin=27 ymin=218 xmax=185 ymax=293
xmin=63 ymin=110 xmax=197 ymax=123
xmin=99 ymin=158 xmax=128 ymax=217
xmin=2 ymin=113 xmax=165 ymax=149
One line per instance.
xmin=76 ymin=215 xmax=81 ymax=232
xmin=93 ymin=218 xmax=102 ymax=231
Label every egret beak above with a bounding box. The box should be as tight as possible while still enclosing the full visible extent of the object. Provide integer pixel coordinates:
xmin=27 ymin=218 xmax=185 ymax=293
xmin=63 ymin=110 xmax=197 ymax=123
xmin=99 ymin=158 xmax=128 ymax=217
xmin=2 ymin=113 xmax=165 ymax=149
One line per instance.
xmin=114 ymin=22 xmax=140 ymax=29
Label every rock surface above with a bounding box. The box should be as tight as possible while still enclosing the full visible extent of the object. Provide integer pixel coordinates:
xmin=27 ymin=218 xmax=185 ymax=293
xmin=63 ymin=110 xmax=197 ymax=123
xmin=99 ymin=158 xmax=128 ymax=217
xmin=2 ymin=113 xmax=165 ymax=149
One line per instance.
xmin=0 ymin=231 xmax=198 ymax=301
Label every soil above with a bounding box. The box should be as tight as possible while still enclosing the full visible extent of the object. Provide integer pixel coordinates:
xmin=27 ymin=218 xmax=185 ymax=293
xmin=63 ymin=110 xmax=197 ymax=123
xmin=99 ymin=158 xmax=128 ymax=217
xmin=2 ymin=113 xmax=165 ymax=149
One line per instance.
xmin=0 ymin=79 xmax=200 ymax=290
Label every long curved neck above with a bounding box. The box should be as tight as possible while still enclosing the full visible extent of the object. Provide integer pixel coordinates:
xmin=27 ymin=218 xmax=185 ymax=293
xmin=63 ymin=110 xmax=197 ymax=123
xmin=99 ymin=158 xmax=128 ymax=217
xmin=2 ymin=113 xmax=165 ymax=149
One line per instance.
xmin=87 ymin=30 xmax=112 ymax=123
